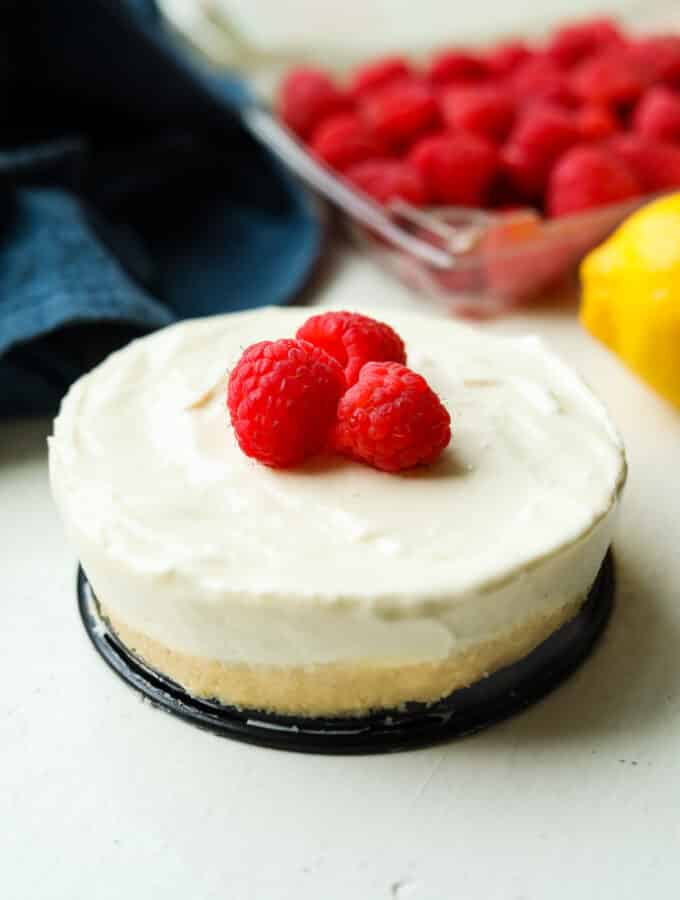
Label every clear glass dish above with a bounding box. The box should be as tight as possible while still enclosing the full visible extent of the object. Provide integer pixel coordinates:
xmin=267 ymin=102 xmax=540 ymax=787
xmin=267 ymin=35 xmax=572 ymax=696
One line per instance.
xmin=348 ymin=195 xmax=651 ymax=317
xmin=160 ymin=0 xmax=677 ymax=315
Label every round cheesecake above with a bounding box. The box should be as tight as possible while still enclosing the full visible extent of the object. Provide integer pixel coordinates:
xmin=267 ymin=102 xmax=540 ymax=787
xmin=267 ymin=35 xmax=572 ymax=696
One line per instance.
xmin=50 ymin=306 xmax=626 ymax=717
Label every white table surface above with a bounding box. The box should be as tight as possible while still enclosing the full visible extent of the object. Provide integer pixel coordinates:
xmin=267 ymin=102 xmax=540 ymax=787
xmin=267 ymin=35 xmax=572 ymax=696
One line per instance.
xmin=2 ymin=248 xmax=680 ymax=899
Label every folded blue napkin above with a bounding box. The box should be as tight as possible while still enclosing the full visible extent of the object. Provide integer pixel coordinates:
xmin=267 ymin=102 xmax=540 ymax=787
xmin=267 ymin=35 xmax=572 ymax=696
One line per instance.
xmin=0 ymin=0 xmax=320 ymax=417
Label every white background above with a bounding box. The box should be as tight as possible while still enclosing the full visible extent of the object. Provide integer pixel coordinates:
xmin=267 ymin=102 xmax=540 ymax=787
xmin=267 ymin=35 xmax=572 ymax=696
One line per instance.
xmin=162 ymin=0 xmax=680 ymax=62
xmin=3 ymin=252 xmax=680 ymax=899
xmin=3 ymin=1 xmax=680 ymax=897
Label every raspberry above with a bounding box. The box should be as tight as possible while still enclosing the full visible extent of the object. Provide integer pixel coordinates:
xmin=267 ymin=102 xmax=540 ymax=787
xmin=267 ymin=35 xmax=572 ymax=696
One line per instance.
xmin=278 ymin=67 xmax=349 ymax=140
xmin=440 ymin=84 xmax=515 ymax=143
xmin=483 ymin=210 xmax=573 ymax=301
xmin=576 ymin=104 xmax=620 ymax=141
xmin=632 ymin=87 xmax=680 ymax=143
xmin=546 ymin=18 xmax=624 ymax=69
xmin=297 ymin=311 xmax=406 ymax=386
xmin=546 ymin=145 xmax=640 ymax=217
xmin=331 ymin=362 xmax=451 ymax=472
xmin=608 ymin=134 xmax=680 ymax=191
xmin=486 ymin=41 xmax=534 ymax=78
xmin=361 ymin=81 xmax=438 ymax=146
xmin=491 ymin=202 xmax=526 ymax=213
xmin=511 ymin=56 xmax=576 ymax=107
xmin=628 ymin=36 xmax=680 ymax=86
xmin=227 ymin=339 xmax=345 ymax=468
xmin=408 ymin=133 xmax=497 ymax=205
xmin=570 ymin=51 xmax=647 ymax=107
xmin=426 ymin=49 xmax=488 ymax=86
xmin=345 ymin=158 xmax=428 ymax=206
xmin=310 ymin=114 xmax=383 ymax=171
xmin=502 ymin=106 xmax=580 ymax=198
xmin=349 ymin=56 xmax=413 ymax=99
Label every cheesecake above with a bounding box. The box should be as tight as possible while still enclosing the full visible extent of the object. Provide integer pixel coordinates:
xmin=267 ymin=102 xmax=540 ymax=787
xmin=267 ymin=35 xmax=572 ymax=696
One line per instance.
xmin=49 ymin=306 xmax=626 ymax=717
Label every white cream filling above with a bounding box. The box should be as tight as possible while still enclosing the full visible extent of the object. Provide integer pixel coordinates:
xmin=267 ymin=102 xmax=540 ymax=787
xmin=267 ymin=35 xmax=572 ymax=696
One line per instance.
xmin=49 ymin=307 xmax=626 ymax=667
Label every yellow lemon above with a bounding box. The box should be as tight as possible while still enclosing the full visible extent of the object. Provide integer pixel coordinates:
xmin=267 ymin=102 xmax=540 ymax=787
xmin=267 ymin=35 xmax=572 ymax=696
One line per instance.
xmin=580 ymin=193 xmax=680 ymax=409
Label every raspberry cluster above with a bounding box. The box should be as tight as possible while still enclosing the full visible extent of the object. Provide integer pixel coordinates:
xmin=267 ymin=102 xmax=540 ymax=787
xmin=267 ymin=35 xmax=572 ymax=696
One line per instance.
xmin=227 ymin=312 xmax=451 ymax=472
xmin=277 ymin=19 xmax=680 ymax=218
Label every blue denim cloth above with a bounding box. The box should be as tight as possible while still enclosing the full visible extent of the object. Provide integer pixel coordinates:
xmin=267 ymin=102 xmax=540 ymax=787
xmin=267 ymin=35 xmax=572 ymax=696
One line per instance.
xmin=0 ymin=0 xmax=320 ymax=416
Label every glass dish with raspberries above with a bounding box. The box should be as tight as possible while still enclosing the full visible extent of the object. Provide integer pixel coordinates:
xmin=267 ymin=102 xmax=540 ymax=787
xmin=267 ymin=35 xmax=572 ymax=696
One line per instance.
xmin=276 ymin=18 xmax=680 ymax=315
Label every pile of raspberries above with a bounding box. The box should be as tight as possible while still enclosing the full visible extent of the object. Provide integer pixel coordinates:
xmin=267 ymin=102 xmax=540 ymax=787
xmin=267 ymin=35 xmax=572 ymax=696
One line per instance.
xmin=227 ymin=312 xmax=451 ymax=472
xmin=277 ymin=19 xmax=680 ymax=217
